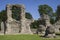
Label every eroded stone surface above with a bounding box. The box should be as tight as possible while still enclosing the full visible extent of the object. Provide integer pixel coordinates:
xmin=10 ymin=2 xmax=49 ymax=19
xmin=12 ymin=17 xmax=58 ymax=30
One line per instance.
xmin=36 ymin=25 xmax=46 ymax=35
xmin=44 ymin=25 xmax=56 ymax=38
xmin=54 ymin=20 xmax=60 ymax=33
xmin=5 ymin=4 xmax=33 ymax=34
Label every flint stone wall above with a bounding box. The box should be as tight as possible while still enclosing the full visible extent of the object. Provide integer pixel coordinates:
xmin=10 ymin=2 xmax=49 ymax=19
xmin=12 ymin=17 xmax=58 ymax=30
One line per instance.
xmin=0 ymin=22 xmax=4 ymax=34
xmin=54 ymin=20 xmax=60 ymax=33
xmin=0 ymin=4 xmax=33 ymax=34
xmin=6 ymin=4 xmax=19 ymax=34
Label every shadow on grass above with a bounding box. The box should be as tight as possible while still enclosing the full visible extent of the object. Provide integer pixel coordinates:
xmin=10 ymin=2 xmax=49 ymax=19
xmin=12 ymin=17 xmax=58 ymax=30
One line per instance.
xmin=39 ymin=35 xmax=57 ymax=38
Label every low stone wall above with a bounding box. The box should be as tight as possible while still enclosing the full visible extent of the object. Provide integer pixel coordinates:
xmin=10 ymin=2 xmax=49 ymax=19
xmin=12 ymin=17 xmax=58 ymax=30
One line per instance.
xmin=31 ymin=29 xmax=37 ymax=34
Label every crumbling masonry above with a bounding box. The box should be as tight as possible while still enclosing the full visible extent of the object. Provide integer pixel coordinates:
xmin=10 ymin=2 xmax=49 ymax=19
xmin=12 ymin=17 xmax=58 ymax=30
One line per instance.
xmin=0 ymin=4 xmax=33 ymax=34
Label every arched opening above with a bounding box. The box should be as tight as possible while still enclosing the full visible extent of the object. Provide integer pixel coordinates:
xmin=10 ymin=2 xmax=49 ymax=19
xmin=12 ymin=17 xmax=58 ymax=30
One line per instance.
xmin=12 ymin=5 xmax=21 ymax=21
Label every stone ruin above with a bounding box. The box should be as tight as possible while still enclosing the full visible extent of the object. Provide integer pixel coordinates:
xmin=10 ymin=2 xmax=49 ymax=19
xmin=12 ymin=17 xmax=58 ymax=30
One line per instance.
xmin=37 ymin=14 xmax=56 ymax=38
xmin=53 ymin=20 xmax=60 ymax=34
xmin=37 ymin=14 xmax=51 ymax=34
xmin=0 ymin=4 xmax=59 ymax=38
xmin=0 ymin=4 xmax=33 ymax=34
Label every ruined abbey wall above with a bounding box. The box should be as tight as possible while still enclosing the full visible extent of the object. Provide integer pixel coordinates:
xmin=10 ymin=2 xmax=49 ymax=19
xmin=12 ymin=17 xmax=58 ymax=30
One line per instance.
xmin=0 ymin=4 xmax=33 ymax=35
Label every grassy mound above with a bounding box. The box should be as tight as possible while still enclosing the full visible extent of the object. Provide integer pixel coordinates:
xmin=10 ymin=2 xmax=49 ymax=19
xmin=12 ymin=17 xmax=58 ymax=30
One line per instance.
xmin=0 ymin=34 xmax=60 ymax=40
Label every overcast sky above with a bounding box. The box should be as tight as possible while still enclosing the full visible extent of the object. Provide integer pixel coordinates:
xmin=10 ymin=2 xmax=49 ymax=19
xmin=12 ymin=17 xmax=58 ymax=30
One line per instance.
xmin=0 ymin=0 xmax=60 ymax=20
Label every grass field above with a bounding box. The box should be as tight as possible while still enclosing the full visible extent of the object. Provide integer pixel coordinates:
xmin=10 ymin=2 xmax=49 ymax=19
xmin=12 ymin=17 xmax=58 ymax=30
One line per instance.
xmin=0 ymin=34 xmax=60 ymax=40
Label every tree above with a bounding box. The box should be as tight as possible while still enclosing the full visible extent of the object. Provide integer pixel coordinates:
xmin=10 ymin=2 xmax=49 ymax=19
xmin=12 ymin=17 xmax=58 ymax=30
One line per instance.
xmin=11 ymin=6 xmax=33 ymax=20
xmin=38 ymin=4 xmax=53 ymax=16
xmin=56 ymin=5 xmax=60 ymax=21
xmin=0 ymin=10 xmax=7 ymax=31
xmin=0 ymin=10 xmax=7 ymax=22
xmin=0 ymin=8 xmax=33 ymax=21
xmin=50 ymin=13 xmax=57 ymax=24
xmin=38 ymin=4 xmax=57 ymax=24
xmin=12 ymin=6 xmax=20 ymax=21
xmin=25 ymin=12 xmax=33 ymax=19
xmin=30 ymin=20 xmax=40 ymax=29
xmin=38 ymin=4 xmax=56 ymax=37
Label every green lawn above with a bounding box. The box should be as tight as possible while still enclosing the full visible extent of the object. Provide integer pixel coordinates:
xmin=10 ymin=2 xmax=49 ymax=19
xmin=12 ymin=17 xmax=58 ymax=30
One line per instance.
xmin=0 ymin=34 xmax=60 ymax=40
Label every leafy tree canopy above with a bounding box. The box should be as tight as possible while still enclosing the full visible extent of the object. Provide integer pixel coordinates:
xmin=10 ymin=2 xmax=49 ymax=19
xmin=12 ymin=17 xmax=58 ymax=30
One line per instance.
xmin=30 ymin=20 xmax=39 ymax=29
xmin=25 ymin=12 xmax=33 ymax=19
xmin=38 ymin=4 xmax=53 ymax=16
xmin=56 ymin=5 xmax=60 ymax=20
xmin=0 ymin=10 xmax=7 ymax=22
